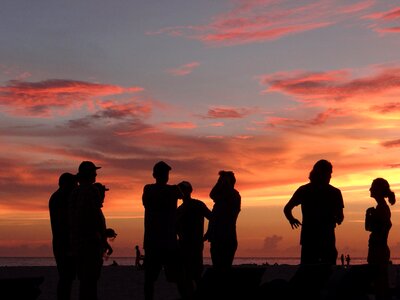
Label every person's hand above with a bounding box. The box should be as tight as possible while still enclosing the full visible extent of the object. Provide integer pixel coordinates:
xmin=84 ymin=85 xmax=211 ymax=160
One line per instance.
xmin=106 ymin=244 xmax=113 ymax=256
xmin=289 ymin=218 xmax=302 ymax=229
xmin=203 ymin=231 xmax=210 ymax=242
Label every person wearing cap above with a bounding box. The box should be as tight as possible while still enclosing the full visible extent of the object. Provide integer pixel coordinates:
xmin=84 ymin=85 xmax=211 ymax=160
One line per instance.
xmin=68 ymin=161 xmax=104 ymax=300
xmin=176 ymin=181 xmax=211 ymax=290
xmin=142 ymin=161 xmax=191 ymax=300
xmin=49 ymin=172 xmax=78 ymax=300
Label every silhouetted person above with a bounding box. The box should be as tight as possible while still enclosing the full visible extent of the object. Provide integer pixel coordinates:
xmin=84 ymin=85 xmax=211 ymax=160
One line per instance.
xmin=177 ymin=181 xmax=212 ymax=289
xmin=205 ymin=170 xmax=241 ymax=272
xmin=365 ymin=178 xmax=396 ymax=300
xmin=49 ymin=172 xmax=78 ymax=300
xmin=142 ymin=161 xmax=192 ymax=300
xmin=68 ymin=161 xmax=104 ymax=300
xmin=340 ymin=254 xmax=345 ymax=267
xmin=93 ymin=182 xmax=117 ymax=260
xmin=135 ymin=245 xmax=144 ymax=268
xmin=345 ymin=254 xmax=351 ymax=267
xmin=284 ymin=160 xmax=344 ymax=299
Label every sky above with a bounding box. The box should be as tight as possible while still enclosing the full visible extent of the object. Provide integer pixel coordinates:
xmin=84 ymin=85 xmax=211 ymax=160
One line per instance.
xmin=0 ymin=0 xmax=400 ymax=259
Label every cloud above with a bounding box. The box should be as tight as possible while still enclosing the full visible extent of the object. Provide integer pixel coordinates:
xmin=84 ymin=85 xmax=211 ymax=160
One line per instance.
xmin=149 ymin=0 xmax=379 ymax=46
xmin=0 ymin=79 xmax=143 ymax=116
xmin=381 ymin=139 xmax=400 ymax=148
xmin=370 ymin=102 xmax=400 ymax=113
xmin=202 ymin=106 xmax=254 ymax=119
xmin=166 ymin=62 xmax=200 ymax=76
xmin=259 ymin=66 xmax=400 ymax=103
xmin=263 ymin=234 xmax=283 ymax=252
xmin=363 ymin=6 xmax=400 ymax=34
xmin=162 ymin=122 xmax=197 ymax=129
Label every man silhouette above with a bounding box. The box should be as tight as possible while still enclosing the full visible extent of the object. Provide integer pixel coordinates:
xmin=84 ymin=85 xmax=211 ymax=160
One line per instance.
xmin=142 ymin=161 xmax=191 ymax=300
xmin=49 ymin=172 xmax=78 ymax=300
xmin=284 ymin=159 xmax=344 ymax=265
xmin=68 ymin=161 xmax=104 ymax=300
xmin=284 ymin=160 xmax=344 ymax=299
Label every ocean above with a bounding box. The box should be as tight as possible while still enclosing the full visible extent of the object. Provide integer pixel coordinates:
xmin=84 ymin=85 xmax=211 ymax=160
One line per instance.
xmin=0 ymin=256 xmax=378 ymax=267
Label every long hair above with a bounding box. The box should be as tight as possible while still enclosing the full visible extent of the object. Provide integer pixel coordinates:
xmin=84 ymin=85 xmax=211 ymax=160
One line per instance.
xmin=371 ymin=178 xmax=396 ymax=205
xmin=309 ymin=159 xmax=332 ymax=184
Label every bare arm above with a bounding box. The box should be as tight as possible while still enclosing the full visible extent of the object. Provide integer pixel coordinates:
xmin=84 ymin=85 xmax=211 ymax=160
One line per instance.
xmin=284 ymin=198 xmax=302 ymax=229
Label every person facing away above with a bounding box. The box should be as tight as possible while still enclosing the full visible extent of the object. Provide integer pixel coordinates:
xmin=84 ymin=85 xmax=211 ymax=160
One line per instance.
xmin=365 ymin=178 xmax=396 ymax=300
xmin=205 ymin=170 xmax=241 ymax=271
xmin=284 ymin=159 xmax=344 ymax=266
xmin=68 ymin=161 xmax=104 ymax=300
xmin=49 ymin=172 xmax=78 ymax=300
xmin=176 ymin=181 xmax=212 ymax=288
xmin=142 ymin=161 xmax=192 ymax=300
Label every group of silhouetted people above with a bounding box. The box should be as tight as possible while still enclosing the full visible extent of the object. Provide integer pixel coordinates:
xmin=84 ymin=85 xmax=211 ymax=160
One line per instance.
xmin=49 ymin=159 xmax=396 ymax=300
xmin=49 ymin=161 xmax=116 ymax=300
xmin=284 ymin=159 xmax=396 ymax=300
xmin=142 ymin=161 xmax=241 ymax=300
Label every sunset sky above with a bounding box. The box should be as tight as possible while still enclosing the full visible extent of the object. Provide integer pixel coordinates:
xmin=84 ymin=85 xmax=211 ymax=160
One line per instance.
xmin=1 ymin=0 xmax=400 ymax=259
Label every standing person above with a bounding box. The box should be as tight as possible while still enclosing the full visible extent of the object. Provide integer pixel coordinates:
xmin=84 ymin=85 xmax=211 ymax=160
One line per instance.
xmin=142 ymin=161 xmax=191 ymax=300
xmin=68 ymin=161 xmax=104 ymax=300
xmin=177 ymin=181 xmax=212 ymax=289
xmin=49 ymin=172 xmax=78 ymax=300
xmin=284 ymin=160 xmax=344 ymax=299
xmin=205 ymin=170 xmax=241 ymax=272
xmin=365 ymin=178 xmax=396 ymax=300
xmin=135 ymin=245 xmax=144 ymax=268
xmin=340 ymin=254 xmax=345 ymax=267
xmin=345 ymin=254 xmax=351 ymax=267
xmin=284 ymin=159 xmax=344 ymax=266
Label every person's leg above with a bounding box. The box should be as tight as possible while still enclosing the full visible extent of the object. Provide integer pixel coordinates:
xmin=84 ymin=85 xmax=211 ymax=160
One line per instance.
xmin=56 ymin=255 xmax=76 ymax=300
xmin=144 ymin=250 xmax=162 ymax=300
xmin=77 ymin=254 xmax=102 ymax=300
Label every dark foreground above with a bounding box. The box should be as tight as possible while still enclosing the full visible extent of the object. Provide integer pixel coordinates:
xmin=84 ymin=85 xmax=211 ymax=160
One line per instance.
xmin=1 ymin=264 xmax=400 ymax=300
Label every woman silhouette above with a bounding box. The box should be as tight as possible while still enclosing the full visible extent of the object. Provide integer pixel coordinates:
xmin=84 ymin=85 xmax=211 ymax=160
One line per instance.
xmin=365 ymin=178 xmax=396 ymax=300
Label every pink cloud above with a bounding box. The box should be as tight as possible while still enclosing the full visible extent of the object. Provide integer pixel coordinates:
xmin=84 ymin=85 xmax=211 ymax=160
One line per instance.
xmin=167 ymin=62 xmax=200 ymax=76
xmin=0 ymin=79 xmax=143 ymax=116
xmin=162 ymin=122 xmax=197 ymax=129
xmin=339 ymin=0 xmax=375 ymax=14
xmin=375 ymin=26 xmax=400 ymax=33
xmin=95 ymin=100 xmax=152 ymax=119
xmin=259 ymin=66 xmax=400 ymax=102
xmin=365 ymin=7 xmax=400 ymax=20
xmin=203 ymin=106 xmax=254 ymax=119
xmin=370 ymin=102 xmax=400 ymax=113
xmin=150 ymin=0 xmax=380 ymax=46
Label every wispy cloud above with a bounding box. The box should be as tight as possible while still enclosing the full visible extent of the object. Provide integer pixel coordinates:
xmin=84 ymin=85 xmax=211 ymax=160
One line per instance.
xmin=149 ymin=0 xmax=377 ymax=46
xmin=259 ymin=66 xmax=400 ymax=103
xmin=363 ymin=6 xmax=400 ymax=34
xmin=0 ymin=79 xmax=143 ymax=116
xmin=166 ymin=62 xmax=200 ymax=76
xmin=202 ymin=106 xmax=255 ymax=119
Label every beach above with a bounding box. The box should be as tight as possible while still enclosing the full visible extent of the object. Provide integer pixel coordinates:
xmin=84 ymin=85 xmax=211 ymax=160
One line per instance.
xmin=0 ymin=264 xmax=299 ymax=300
xmin=1 ymin=264 xmax=400 ymax=300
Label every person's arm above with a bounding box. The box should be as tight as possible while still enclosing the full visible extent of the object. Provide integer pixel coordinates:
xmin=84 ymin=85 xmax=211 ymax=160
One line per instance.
xmin=336 ymin=190 xmax=344 ymax=225
xmin=283 ymin=190 xmax=302 ymax=229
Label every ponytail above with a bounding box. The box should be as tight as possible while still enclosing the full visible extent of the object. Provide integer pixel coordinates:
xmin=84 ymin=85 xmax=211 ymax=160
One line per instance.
xmin=388 ymin=190 xmax=396 ymax=205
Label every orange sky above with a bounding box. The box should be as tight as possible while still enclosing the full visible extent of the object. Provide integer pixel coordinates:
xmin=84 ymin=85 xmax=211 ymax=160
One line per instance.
xmin=0 ymin=0 xmax=400 ymax=259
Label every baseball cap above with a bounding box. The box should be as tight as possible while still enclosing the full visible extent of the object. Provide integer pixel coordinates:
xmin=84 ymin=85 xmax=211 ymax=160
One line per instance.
xmin=78 ymin=161 xmax=101 ymax=174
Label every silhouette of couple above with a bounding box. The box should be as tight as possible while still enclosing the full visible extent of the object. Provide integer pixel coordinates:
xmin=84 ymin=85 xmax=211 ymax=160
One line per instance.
xmin=142 ymin=161 xmax=241 ymax=300
xmin=49 ymin=161 xmax=116 ymax=300
xmin=284 ymin=159 xmax=396 ymax=300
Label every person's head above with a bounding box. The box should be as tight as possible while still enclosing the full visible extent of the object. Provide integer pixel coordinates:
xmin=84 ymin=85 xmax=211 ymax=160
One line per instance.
xmin=309 ymin=160 xmax=332 ymax=185
xmin=370 ymin=178 xmax=396 ymax=205
xmin=152 ymin=161 xmax=171 ymax=184
xmin=218 ymin=170 xmax=236 ymax=187
xmin=77 ymin=161 xmax=101 ymax=184
xmin=58 ymin=172 xmax=77 ymax=190
xmin=178 ymin=181 xmax=193 ymax=199
xmin=94 ymin=182 xmax=109 ymax=206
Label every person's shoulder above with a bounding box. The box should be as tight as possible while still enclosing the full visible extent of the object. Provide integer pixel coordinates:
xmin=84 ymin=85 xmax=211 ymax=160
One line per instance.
xmin=327 ymin=184 xmax=342 ymax=193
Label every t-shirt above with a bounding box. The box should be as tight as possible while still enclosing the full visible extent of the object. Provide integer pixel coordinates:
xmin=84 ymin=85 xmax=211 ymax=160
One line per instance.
xmin=142 ymin=183 xmax=181 ymax=250
xmin=288 ymin=183 xmax=344 ymax=245
xmin=177 ymin=199 xmax=211 ymax=248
